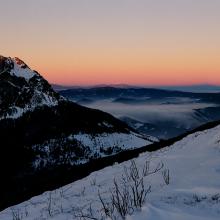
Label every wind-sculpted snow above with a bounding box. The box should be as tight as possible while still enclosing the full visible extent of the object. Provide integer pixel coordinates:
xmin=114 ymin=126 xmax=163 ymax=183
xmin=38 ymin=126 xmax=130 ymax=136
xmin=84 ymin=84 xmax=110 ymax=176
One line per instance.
xmin=1 ymin=124 xmax=220 ymax=219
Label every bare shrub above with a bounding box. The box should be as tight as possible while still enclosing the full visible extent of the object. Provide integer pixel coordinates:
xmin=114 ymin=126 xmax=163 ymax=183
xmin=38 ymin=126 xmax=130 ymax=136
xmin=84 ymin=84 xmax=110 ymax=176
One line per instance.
xmin=123 ymin=160 xmax=151 ymax=210
xmin=81 ymin=187 xmax=86 ymax=196
xmin=110 ymin=179 xmax=134 ymax=219
xmin=142 ymin=160 xmax=164 ymax=177
xmin=98 ymin=191 xmax=115 ymax=219
xmin=73 ymin=160 xmax=166 ymax=220
xmin=90 ymin=177 xmax=97 ymax=186
xmin=11 ymin=208 xmax=23 ymax=220
xmin=98 ymin=160 xmax=163 ymax=219
xmin=162 ymin=169 xmax=170 ymax=185
xmin=211 ymin=193 xmax=220 ymax=202
xmin=47 ymin=192 xmax=53 ymax=217
xmin=73 ymin=203 xmax=99 ymax=220
xmin=60 ymin=187 xmax=65 ymax=198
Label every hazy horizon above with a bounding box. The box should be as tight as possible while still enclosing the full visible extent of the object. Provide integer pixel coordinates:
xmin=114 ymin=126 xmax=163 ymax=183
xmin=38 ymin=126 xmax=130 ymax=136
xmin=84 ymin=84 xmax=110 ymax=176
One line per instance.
xmin=52 ymin=82 xmax=220 ymax=87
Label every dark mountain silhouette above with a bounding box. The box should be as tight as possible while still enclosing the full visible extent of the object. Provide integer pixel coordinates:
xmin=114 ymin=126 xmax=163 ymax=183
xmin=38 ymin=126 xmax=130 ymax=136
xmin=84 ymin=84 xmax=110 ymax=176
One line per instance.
xmin=0 ymin=55 xmax=155 ymax=210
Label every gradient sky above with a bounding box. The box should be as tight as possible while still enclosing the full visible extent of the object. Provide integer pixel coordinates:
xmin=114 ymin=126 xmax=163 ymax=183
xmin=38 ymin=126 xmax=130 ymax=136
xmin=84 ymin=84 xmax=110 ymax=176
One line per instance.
xmin=1 ymin=0 xmax=220 ymax=85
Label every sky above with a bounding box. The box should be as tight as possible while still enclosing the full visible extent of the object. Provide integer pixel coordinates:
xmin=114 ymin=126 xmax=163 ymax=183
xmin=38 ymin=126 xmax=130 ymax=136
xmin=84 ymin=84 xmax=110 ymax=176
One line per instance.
xmin=0 ymin=0 xmax=220 ymax=86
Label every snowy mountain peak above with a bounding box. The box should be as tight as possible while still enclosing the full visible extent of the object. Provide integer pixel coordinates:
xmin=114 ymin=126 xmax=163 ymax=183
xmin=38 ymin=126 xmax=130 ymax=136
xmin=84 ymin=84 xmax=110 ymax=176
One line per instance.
xmin=13 ymin=57 xmax=27 ymax=66
xmin=0 ymin=55 xmax=37 ymax=81
xmin=0 ymin=55 xmax=62 ymax=119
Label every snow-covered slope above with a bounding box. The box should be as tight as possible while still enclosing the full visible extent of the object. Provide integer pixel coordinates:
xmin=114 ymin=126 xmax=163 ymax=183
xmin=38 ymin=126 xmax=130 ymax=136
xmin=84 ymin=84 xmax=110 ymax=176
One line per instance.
xmin=0 ymin=55 xmax=62 ymax=119
xmin=32 ymin=132 xmax=153 ymax=168
xmin=6 ymin=57 xmax=36 ymax=80
xmin=1 ymin=124 xmax=220 ymax=219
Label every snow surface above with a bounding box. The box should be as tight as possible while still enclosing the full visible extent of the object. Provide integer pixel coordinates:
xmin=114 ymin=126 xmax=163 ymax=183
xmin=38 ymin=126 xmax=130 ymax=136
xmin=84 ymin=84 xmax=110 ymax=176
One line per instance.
xmin=72 ymin=132 xmax=152 ymax=152
xmin=1 ymin=125 xmax=220 ymax=219
xmin=0 ymin=95 xmax=59 ymax=120
xmin=33 ymin=132 xmax=153 ymax=168
xmin=10 ymin=58 xmax=36 ymax=80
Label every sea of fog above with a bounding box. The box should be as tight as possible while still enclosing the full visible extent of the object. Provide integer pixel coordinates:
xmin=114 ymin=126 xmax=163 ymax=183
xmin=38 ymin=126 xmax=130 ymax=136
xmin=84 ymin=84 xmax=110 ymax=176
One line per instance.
xmin=84 ymin=99 xmax=217 ymax=128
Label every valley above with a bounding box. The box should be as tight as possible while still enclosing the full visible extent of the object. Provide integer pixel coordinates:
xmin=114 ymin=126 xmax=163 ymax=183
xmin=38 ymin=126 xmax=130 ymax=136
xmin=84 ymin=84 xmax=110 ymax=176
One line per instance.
xmin=60 ymin=87 xmax=220 ymax=139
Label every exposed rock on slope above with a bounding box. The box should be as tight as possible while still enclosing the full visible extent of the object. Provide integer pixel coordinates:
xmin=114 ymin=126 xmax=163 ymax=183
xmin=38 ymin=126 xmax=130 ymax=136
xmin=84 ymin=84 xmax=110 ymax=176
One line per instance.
xmin=0 ymin=55 xmax=61 ymax=119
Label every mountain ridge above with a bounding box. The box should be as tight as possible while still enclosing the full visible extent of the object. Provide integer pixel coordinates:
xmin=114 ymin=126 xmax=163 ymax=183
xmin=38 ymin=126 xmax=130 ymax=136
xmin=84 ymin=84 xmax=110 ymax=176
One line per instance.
xmin=0 ymin=55 xmax=156 ymax=210
xmin=0 ymin=55 xmax=62 ymax=119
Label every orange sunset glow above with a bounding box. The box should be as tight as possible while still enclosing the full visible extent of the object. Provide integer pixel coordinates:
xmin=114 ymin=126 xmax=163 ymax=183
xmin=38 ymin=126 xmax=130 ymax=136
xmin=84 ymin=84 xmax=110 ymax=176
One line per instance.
xmin=1 ymin=0 xmax=220 ymax=86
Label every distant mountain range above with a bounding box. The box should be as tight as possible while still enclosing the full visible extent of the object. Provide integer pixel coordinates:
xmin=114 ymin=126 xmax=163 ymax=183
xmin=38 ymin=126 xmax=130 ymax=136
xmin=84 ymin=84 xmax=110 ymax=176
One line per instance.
xmin=59 ymin=87 xmax=220 ymax=139
xmin=59 ymin=86 xmax=220 ymax=102
xmin=53 ymin=84 xmax=220 ymax=93
xmin=158 ymin=84 xmax=220 ymax=93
